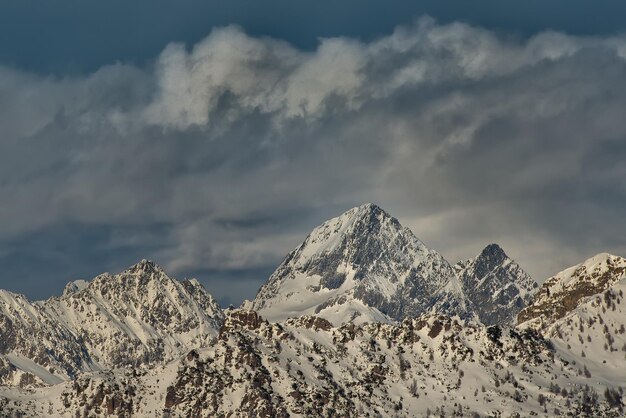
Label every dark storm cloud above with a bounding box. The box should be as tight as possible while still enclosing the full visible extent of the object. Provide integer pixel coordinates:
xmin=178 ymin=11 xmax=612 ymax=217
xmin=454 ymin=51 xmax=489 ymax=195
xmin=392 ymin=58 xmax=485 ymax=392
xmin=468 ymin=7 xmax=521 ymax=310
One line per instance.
xmin=2 ymin=18 xmax=626 ymax=304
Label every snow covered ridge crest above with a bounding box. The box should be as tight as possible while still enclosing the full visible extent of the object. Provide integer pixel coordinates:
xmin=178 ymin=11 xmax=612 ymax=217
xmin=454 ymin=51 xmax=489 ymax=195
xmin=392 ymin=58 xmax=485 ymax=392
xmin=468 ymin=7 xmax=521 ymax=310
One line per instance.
xmin=251 ymin=203 xmax=538 ymax=327
xmin=518 ymin=253 xmax=626 ymax=327
xmin=0 ymin=260 xmax=224 ymax=387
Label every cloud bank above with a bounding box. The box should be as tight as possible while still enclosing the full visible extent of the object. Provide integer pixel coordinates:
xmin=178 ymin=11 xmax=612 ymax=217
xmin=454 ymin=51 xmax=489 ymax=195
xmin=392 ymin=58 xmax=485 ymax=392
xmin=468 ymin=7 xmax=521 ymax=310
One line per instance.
xmin=2 ymin=17 xmax=626 ymax=304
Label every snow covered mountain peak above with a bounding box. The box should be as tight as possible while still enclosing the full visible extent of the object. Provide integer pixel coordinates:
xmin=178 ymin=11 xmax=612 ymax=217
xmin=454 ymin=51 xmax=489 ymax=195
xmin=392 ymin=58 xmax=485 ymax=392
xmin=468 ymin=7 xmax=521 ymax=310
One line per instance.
xmin=49 ymin=261 xmax=226 ymax=365
xmin=4 ymin=218 xmax=626 ymax=416
xmin=60 ymin=260 xmax=172 ymax=298
xmin=82 ymin=260 xmax=197 ymax=304
xmin=293 ymin=202 xmax=407 ymax=263
xmin=251 ymin=204 xmax=468 ymax=325
xmin=93 ymin=259 xmax=167 ymax=284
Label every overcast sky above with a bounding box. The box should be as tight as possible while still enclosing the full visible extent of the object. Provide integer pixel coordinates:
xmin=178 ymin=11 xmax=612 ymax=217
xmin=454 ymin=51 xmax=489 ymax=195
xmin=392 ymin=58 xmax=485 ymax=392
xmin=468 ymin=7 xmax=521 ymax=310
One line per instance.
xmin=2 ymin=1 xmax=626 ymax=305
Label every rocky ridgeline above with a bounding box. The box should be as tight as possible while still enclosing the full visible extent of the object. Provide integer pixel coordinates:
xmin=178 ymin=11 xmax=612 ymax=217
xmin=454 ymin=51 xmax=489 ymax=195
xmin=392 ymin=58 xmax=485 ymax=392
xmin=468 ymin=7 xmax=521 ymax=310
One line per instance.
xmin=0 ymin=260 xmax=224 ymax=388
xmin=518 ymin=253 xmax=626 ymax=326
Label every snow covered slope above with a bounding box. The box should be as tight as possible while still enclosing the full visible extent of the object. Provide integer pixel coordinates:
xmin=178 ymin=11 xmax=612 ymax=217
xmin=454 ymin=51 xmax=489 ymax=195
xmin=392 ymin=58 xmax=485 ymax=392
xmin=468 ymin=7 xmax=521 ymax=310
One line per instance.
xmin=3 ymin=210 xmax=626 ymax=416
xmin=0 ymin=260 xmax=224 ymax=388
xmin=251 ymin=203 xmax=469 ymax=325
xmin=521 ymin=271 xmax=626 ymax=387
xmin=42 ymin=259 xmax=225 ymax=369
xmin=518 ymin=253 xmax=626 ymax=326
xmin=0 ymin=290 xmax=95 ymax=387
xmin=2 ymin=309 xmax=624 ymax=417
xmin=455 ymin=244 xmax=538 ymax=326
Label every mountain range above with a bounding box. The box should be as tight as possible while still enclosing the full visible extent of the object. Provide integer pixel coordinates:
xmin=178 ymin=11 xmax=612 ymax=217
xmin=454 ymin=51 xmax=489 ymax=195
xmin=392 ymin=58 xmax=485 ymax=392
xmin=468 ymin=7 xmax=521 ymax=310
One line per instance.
xmin=0 ymin=204 xmax=624 ymax=417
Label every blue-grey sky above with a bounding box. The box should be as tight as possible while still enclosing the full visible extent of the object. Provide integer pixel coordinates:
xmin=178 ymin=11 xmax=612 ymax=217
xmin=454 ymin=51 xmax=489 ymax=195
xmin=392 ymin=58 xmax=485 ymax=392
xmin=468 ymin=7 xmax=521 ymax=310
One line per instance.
xmin=4 ymin=0 xmax=626 ymax=74
xmin=2 ymin=1 xmax=626 ymax=305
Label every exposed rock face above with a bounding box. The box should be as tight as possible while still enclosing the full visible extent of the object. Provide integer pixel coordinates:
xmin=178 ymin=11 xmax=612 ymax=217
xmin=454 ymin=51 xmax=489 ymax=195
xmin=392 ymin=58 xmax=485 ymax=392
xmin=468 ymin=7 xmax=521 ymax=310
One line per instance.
xmin=61 ymin=374 xmax=136 ymax=417
xmin=455 ymin=244 xmax=537 ymax=326
xmin=252 ymin=203 xmax=469 ymax=325
xmin=518 ymin=253 xmax=626 ymax=326
xmin=0 ymin=260 xmax=224 ymax=387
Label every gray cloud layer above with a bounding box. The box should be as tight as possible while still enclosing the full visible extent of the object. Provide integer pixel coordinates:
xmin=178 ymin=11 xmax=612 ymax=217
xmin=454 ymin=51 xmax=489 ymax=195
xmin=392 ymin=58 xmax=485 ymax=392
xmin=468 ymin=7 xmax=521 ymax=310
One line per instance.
xmin=2 ymin=18 xmax=626 ymax=304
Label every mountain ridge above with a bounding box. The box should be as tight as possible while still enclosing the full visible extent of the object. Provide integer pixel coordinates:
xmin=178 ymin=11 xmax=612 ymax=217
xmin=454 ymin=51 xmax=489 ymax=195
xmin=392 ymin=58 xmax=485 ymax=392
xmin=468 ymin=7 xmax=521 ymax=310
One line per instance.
xmin=251 ymin=203 xmax=535 ymax=327
xmin=0 ymin=260 xmax=224 ymax=387
xmin=518 ymin=252 xmax=626 ymax=326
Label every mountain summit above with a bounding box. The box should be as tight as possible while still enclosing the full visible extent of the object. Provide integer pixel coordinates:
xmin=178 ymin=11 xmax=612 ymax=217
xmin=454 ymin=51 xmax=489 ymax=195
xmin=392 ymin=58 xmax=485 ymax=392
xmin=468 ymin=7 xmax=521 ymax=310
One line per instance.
xmin=251 ymin=203 xmax=469 ymax=324
xmin=455 ymin=243 xmax=537 ymax=326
